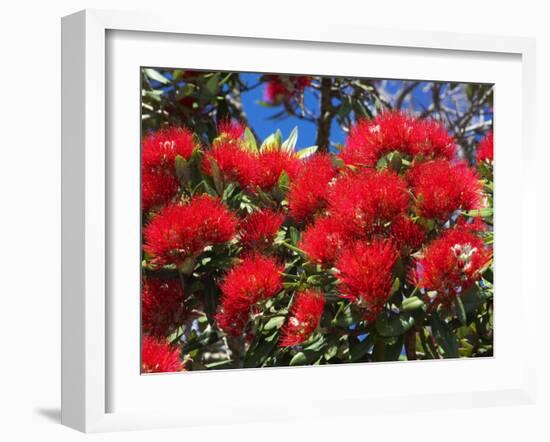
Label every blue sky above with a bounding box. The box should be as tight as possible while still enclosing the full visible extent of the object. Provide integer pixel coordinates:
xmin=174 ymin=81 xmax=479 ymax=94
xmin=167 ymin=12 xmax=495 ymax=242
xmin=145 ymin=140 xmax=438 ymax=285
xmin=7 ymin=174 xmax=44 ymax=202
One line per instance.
xmin=240 ymin=73 xmax=347 ymax=150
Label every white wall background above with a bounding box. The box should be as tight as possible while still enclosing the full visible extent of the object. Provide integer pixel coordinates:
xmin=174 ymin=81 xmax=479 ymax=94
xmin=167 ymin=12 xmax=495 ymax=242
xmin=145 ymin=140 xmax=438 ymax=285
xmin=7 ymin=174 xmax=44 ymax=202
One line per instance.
xmin=0 ymin=1 xmax=547 ymax=440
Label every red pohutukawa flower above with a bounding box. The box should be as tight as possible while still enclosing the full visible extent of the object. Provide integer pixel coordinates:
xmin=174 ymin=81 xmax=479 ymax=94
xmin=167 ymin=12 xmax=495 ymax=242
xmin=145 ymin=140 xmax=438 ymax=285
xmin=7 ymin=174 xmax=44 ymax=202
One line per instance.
xmin=328 ymin=170 xmax=410 ymax=238
xmin=340 ymin=111 xmax=456 ymax=167
xmin=335 ymin=240 xmax=398 ymax=320
xmin=202 ymin=140 xmax=258 ymax=188
xmin=279 ymin=290 xmax=326 ymax=347
xmin=143 ymin=195 xmax=237 ymax=268
xmin=141 ymin=168 xmax=179 ymax=212
xmin=216 ymin=254 xmax=283 ymax=336
xmin=390 ymin=216 xmax=426 ymax=254
xmin=288 ymin=154 xmax=336 ymax=222
xmin=216 ymin=119 xmax=246 ymax=142
xmin=264 ymin=75 xmax=312 ymax=104
xmin=412 ymin=226 xmax=491 ymax=305
xmin=142 ymin=127 xmax=197 ymax=172
xmin=477 ymin=131 xmax=494 ymax=163
xmin=141 ymin=336 xmax=184 ymax=373
xmin=250 ymin=149 xmax=301 ymax=190
xmin=142 ymin=277 xmax=187 ymax=337
xmin=300 ymin=216 xmax=348 ymax=265
xmin=239 ymin=209 xmax=284 ymax=250
xmin=408 ymin=159 xmax=482 ymax=221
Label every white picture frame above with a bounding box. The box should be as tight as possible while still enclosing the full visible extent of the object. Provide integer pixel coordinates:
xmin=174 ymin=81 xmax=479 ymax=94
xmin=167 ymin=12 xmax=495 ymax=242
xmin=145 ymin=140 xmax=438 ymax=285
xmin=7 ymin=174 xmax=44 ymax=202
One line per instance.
xmin=61 ymin=9 xmax=537 ymax=433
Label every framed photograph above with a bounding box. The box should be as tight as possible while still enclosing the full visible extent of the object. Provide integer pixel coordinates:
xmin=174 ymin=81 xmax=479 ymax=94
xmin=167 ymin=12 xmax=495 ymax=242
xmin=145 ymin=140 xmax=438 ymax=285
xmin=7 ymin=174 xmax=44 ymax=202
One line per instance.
xmin=61 ymin=9 xmax=537 ymax=432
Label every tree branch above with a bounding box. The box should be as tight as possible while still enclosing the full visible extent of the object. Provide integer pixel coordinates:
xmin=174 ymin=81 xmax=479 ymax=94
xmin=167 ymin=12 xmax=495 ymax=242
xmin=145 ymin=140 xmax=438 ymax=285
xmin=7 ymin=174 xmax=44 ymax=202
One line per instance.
xmin=316 ymin=77 xmax=333 ymax=152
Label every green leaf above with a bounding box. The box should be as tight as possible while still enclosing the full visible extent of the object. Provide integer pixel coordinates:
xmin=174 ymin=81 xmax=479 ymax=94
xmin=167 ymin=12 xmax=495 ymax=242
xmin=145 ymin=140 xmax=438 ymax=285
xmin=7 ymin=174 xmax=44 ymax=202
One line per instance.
xmin=462 ymin=207 xmax=493 ymax=218
xmin=260 ymin=132 xmax=282 ymax=151
xmin=244 ymin=331 xmax=279 ymax=368
xmin=324 ymin=344 xmax=338 ymax=361
xmin=334 ymin=304 xmax=361 ymax=328
xmin=209 ymin=158 xmax=224 ymax=195
xmin=204 ymin=360 xmax=233 ymax=369
xmin=296 ymin=145 xmax=319 ymax=159
xmin=303 ymin=335 xmax=326 ymax=352
xmin=376 ymin=313 xmax=415 ymax=337
xmin=243 ymin=127 xmax=258 ymax=153
xmin=390 ymin=277 xmax=401 ymax=296
xmin=289 ymin=352 xmax=308 ymax=366
xmin=175 ymin=155 xmax=191 ymax=183
xmin=349 ymin=336 xmax=374 ymax=362
xmin=402 ymin=296 xmax=425 ymax=312
xmin=460 ymin=286 xmax=485 ymax=314
xmin=143 ymin=68 xmax=170 ymax=85
xmin=278 ymin=171 xmax=290 ymax=191
xmin=281 ymin=126 xmax=299 ymax=152
xmin=264 ymin=316 xmax=285 ymax=331
xmin=455 ymin=295 xmax=467 ymax=325
xmin=205 ymin=73 xmax=221 ymax=96
xmin=289 ymin=349 xmax=323 ymax=366
xmin=289 ymin=226 xmax=300 ymax=245
xmin=222 ymin=182 xmax=237 ymax=201
xmin=431 ymin=313 xmax=459 ymax=359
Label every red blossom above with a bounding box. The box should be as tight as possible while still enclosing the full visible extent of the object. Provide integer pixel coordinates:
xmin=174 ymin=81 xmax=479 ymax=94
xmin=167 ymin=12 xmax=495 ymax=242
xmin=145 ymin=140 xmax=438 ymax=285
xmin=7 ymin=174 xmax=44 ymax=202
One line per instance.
xmin=264 ymin=75 xmax=312 ymax=104
xmin=250 ymin=149 xmax=301 ymax=191
xmin=477 ymin=131 xmax=494 ymax=163
xmin=202 ymin=141 xmax=258 ymax=188
xmin=335 ymin=240 xmax=398 ymax=320
xmin=288 ymin=154 xmax=336 ymax=222
xmin=412 ymin=226 xmax=491 ymax=305
xmin=141 ymin=167 xmax=179 ymax=212
xmin=340 ymin=111 xmax=456 ymax=167
xmin=328 ymin=170 xmax=410 ymax=238
xmin=143 ymin=196 xmax=237 ymax=267
xmin=408 ymin=159 xmax=482 ymax=221
xmin=141 ymin=336 xmax=184 ymax=373
xmin=216 ymin=119 xmax=246 ymax=142
xmin=279 ymin=290 xmax=326 ymax=347
xmin=390 ymin=216 xmax=426 ymax=254
xmin=239 ymin=209 xmax=284 ymax=250
xmin=142 ymin=277 xmax=187 ymax=337
xmin=142 ymin=127 xmax=197 ymax=172
xmin=300 ymin=216 xmax=349 ymax=265
xmin=216 ymin=254 xmax=283 ymax=336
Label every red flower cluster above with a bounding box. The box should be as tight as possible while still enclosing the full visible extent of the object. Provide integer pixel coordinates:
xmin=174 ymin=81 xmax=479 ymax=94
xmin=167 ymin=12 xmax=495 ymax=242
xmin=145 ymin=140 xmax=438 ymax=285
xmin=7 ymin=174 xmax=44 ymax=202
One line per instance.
xmin=390 ymin=216 xmax=426 ymax=254
xmin=202 ymin=140 xmax=258 ymax=188
xmin=300 ymin=216 xmax=348 ymax=265
xmin=239 ymin=209 xmax=284 ymax=250
xmin=264 ymin=75 xmax=312 ymax=104
xmin=141 ymin=126 xmax=197 ymax=212
xmin=335 ymin=240 xmax=398 ymax=320
xmin=142 ymin=126 xmax=196 ymax=171
xmin=216 ymin=254 xmax=283 ymax=336
xmin=279 ymin=290 xmax=326 ymax=347
xmin=142 ymin=277 xmax=187 ymax=337
xmin=341 ymin=111 xmax=456 ymax=167
xmin=288 ymin=154 xmax=336 ymax=222
xmin=251 ymin=149 xmax=301 ymax=191
xmin=141 ymin=169 xmax=179 ymax=212
xmin=328 ymin=169 xmax=410 ymax=238
xmin=141 ymin=336 xmax=184 ymax=373
xmin=202 ymin=121 xmax=258 ymax=188
xmin=216 ymin=120 xmax=246 ymax=141
xmin=412 ymin=226 xmax=491 ymax=305
xmin=408 ymin=159 xmax=482 ymax=220
xmin=477 ymin=131 xmax=494 ymax=163
xmin=143 ymin=195 xmax=237 ymax=267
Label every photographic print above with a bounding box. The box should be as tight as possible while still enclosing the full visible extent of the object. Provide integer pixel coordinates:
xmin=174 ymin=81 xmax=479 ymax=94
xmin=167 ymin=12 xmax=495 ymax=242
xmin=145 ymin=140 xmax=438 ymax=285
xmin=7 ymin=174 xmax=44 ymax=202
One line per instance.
xmin=140 ymin=69 xmax=494 ymax=373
